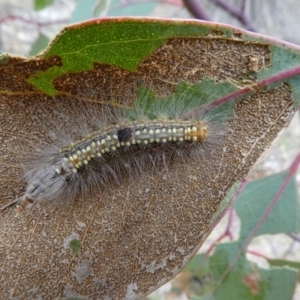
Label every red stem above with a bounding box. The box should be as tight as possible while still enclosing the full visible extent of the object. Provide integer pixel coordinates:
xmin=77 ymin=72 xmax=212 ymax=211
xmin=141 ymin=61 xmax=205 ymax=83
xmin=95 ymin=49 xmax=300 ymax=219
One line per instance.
xmin=185 ymin=64 xmax=300 ymax=119
xmin=212 ymin=151 xmax=300 ymax=293
xmin=247 ymin=249 xmax=270 ymax=260
xmin=218 ymin=65 xmax=300 ymax=105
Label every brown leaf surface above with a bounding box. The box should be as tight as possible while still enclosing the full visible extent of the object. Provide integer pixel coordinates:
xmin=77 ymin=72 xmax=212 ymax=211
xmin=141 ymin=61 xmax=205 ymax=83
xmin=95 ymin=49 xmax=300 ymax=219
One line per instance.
xmin=0 ymin=36 xmax=295 ymax=299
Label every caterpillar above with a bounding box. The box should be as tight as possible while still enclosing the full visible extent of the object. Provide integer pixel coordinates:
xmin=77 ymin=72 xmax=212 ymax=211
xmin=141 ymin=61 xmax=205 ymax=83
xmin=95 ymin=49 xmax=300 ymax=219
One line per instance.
xmin=7 ymin=83 xmax=232 ymax=211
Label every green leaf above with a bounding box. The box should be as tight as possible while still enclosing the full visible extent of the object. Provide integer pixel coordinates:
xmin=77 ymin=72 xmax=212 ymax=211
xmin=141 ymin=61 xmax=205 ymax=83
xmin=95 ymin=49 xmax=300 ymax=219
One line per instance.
xmin=206 ymin=243 xmax=298 ymax=300
xmin=258 ymin=46 xmax=300 ymax=103
xmin=28 ymin=20 xmax=213 ymax=95
xmin=176 ymin=79 xmax=238 ymax=121
xmin=268 ymin=258 xmax=300 ymax=270
xmin=192 ymin=297 xmax=207 ymax=300
xmin=34 ymin=0 xmax=54 ymax=10
xmin=22 ymin=18 xmax=300 ymax=99
xmin=182 ymin=254 xmax=214 ymax=297
xmin=131 ymin=79 xmax=238 ymax=123
xmin=234 ymin=172 xmax=300 ymax=239
xmin=29 ymin=33 xmax=49 ymax=56
xmin=184 ymin=254 xmax=208 ymax=274
xmin=69 ymin=239 xmax=81 ymax=255
xmin=268 ymin=259 xmax=300 ymax=281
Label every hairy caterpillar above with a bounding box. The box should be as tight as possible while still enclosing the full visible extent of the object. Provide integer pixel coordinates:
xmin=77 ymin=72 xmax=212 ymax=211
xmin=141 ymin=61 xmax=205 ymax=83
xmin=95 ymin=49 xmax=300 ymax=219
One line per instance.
xmin=6 ymin=84 xmax=231 ymax=211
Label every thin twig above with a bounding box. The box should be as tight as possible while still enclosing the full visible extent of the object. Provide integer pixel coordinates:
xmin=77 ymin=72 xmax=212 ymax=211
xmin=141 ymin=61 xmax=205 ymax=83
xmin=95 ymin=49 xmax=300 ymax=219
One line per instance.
xmin=241 ymin=0 xmax=247 ymax=13
xmin=182 ymin=0 xmax=211 ymax=20
xmin=206 ymin=208 xmax=236 ymax=256
xmin=288 ymin=233 xmax=300 ymax=243
xmin=214 ymin=0 xmax=256 ymax=32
